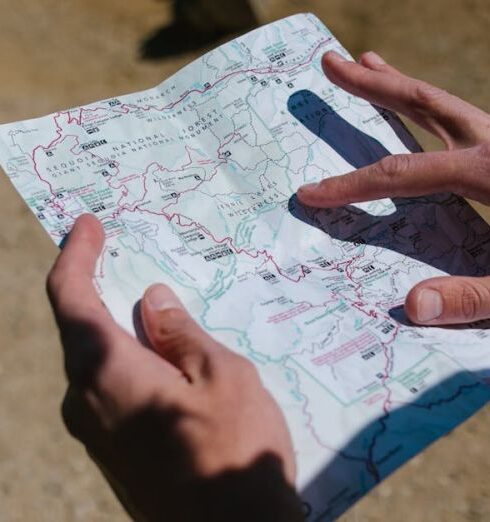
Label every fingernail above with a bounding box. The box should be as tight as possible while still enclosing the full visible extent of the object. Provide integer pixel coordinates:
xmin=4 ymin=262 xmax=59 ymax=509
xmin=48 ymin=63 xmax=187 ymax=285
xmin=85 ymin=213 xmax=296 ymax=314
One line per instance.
xmin=416 ymin=289 xmax=443 ymax=322
xmin=364 ymin=51 xmax=386 ymax=66
xmin=298 ymin=182 xmax=319 ymax=193
xmin=146 ymin=285 xmax=182 ymax=311
xmin=325 ymin=50 xmax=346 ymax=62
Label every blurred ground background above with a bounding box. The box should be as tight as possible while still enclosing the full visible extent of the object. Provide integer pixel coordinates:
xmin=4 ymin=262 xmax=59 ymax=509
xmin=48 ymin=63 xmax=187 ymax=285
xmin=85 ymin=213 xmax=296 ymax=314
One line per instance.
xmin=0 ymin=1 xmax=489 ymax=521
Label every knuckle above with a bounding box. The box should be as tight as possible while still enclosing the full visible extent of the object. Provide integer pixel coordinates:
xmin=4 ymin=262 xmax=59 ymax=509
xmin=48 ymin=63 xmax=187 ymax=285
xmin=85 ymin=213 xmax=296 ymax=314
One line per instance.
xmin=317 ymin=178 xmax=331 ymax=193
xmin=477 ymin=142 xmax=490 ymax=165
xmin=464 ymin=144 xmax=490 ymax=200
xmin=62 ymin=384 xmax=125 ymax=438
xmin=412 ymin=81 xmax=448 ymax=111
xmin=458 ymin=144 xmax=490 ymax=202
xmin=459 ymin=283 xmax=490 ymax=320
xmin=377 ymin=154 xmax=410 ymax=181
xmin=335 ymin=174 xmax=356 ymax=199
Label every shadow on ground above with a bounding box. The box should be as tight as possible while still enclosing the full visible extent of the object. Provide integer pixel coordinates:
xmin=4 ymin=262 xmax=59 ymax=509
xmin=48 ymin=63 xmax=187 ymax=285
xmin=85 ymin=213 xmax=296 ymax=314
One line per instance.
xmin=140 ymin=0 xmax=257 ymax=59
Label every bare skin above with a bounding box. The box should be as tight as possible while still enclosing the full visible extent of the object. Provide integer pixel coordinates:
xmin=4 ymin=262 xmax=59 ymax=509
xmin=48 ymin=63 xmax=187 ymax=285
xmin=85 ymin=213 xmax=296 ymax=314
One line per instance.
xmin=298 ymin=50 xmax=490 ymax=326
xmin=46 ymin=214 xmax=303 ymax=522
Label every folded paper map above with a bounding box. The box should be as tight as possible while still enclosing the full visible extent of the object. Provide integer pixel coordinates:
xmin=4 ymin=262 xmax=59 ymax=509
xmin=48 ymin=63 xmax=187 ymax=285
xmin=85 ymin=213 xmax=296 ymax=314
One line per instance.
xmin=2 ymin=13 xmax=490 ymax=520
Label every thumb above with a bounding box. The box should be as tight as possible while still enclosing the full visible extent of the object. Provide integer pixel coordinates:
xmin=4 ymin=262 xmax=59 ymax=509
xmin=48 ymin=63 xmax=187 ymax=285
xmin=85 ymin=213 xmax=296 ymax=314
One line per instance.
xmin=405 ymin=276 xmax=490 ymax=325
xmin=141 ymin=284 xmax=220 ymax=383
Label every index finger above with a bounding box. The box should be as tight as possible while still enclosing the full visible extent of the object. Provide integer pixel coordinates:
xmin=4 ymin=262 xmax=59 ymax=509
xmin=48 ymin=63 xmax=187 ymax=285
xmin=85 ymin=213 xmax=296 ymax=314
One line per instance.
xmin=297 ymin=147 xmax=486 ymax=208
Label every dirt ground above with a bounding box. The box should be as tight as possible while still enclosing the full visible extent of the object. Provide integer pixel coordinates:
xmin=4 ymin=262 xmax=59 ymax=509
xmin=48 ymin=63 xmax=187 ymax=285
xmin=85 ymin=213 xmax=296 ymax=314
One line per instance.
xmin=0 ymin=1 xmax=489 ymax=521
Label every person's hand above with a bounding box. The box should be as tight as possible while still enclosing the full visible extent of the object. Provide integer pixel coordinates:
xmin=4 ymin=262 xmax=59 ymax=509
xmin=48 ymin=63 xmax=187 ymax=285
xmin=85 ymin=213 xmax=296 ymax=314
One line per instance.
xmin=297 ymin=50 xmax=490 ymax=326
xmin=47 ymin=214 xmax=302 ymax=522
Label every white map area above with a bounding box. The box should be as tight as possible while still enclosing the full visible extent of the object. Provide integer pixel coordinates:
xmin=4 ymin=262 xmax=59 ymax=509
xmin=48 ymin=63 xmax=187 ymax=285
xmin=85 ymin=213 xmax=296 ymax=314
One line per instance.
xmin=2 ymin=13 xmax=490 ymax=520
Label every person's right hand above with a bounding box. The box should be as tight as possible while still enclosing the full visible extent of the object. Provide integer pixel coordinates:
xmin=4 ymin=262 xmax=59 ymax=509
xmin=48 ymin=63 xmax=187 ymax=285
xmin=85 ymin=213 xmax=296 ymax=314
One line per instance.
xmin=298 ymin=50 xmax=490 ymax=326
xmin=47 ymin=215 xmax=302 ymax=522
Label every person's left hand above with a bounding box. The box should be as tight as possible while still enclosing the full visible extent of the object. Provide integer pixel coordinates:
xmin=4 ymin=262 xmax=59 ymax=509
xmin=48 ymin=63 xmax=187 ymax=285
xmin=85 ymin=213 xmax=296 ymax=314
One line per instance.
xmin=47 ymin=214 xmax=302 ymax=522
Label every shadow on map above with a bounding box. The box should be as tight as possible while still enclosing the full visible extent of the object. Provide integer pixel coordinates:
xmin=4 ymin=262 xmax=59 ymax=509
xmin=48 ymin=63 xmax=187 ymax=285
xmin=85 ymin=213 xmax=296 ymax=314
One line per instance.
xmin=287 ymin=90 xmax=490 ymax=280
xmin=300 ymin=371 xmax=490 ymax=520
xmin=285 ymin=90 xmax=490 ymax=518
xmin=133 ymin=299 xmax=153 ymax=348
